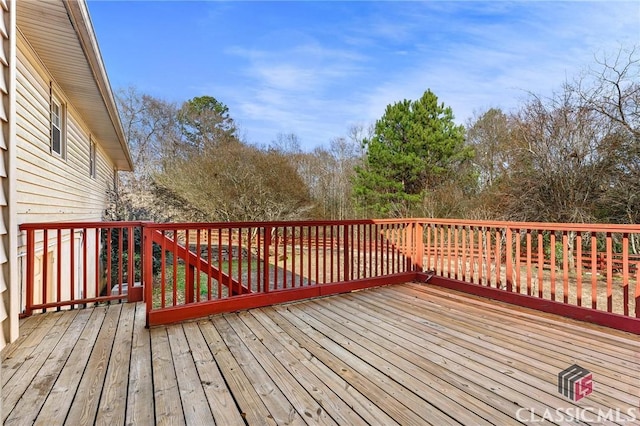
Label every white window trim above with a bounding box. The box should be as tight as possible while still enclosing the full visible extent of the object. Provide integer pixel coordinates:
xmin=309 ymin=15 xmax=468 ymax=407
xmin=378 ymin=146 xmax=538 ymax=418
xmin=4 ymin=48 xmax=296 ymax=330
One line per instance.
xmin=51 ymin=93 xmax=66 ymax=159
xmin=89 ymin=138 xmax=97 ymax=179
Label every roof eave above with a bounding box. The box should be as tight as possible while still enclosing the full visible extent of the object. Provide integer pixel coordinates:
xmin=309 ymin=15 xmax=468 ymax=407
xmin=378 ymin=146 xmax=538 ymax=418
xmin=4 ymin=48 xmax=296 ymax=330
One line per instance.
xmin=64 ymin=0 xmax=133 ymax=172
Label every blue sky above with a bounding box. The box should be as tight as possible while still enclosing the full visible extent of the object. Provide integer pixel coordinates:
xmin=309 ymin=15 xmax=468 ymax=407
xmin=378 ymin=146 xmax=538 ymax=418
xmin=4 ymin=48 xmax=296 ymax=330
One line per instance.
xmin=88 ymin=1 xmax=640 ymax=151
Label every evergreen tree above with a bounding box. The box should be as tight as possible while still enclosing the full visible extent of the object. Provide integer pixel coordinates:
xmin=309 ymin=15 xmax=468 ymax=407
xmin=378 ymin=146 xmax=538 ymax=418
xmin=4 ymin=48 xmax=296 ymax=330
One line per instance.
xmin=354 ymin=89 xmax=471 ymax=217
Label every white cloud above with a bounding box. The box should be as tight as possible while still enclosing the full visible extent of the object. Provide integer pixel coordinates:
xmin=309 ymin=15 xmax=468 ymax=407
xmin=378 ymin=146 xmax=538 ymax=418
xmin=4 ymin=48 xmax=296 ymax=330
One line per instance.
xmin=199 ymin=1 xmax=640 ymax=150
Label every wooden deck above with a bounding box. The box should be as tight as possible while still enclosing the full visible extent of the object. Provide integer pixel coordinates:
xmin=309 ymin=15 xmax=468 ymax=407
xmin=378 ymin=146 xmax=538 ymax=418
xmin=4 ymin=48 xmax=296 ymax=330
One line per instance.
xmin=2 ymin=283 xmax=639 ymax=425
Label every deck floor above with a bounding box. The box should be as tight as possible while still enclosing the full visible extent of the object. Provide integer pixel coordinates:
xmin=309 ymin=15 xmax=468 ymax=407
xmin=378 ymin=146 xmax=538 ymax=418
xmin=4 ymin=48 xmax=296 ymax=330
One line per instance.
xmin=2 ymin=283 xmax=639 ymax=425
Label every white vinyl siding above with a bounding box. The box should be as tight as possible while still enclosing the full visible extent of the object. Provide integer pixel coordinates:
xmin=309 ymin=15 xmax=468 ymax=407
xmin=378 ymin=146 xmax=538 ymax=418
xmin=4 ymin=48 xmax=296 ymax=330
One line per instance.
xmin=15 ymin=35 xmax=116 ymax=223
xmin=0 ymin=0 xmax=12 ymax=349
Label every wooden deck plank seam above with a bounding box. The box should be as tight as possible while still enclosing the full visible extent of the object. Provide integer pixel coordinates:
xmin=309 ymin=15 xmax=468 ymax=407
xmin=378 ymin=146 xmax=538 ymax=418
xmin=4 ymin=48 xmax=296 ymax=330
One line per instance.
xmin=291 ymin=301 xmax=498 ymax=425
xmin=238 ymin=310 xmax=391 ymax=426
xmin=386 ymin=285 xmax=640 ymax=396
xmin=409 ymin=283 xmax=640 ymax=347
xmin=3 ymin=285 xmax=639 ymax=426
xmin=387 ymin=285 xmax=640 ymax=374
xmin=261 ymin=306 xmax=439 ymax=426
xmin=32 ymin=306 xmax=112 ymax=425
xmin=63 ymin=304 xmax=124 ymax=425
xmin=355 ymin=287 xmax=638 ymax=409
xmin=3 ymin=309 xmax=88 ymax=424
xmin=247 ymin=308 xmax=401 ymax=426
xmin=273 ymin=305 xmax=457 ymax=425
xmin=327 ymin=288 xmax=636 ymax=422
xmin=305 ymin=296 xmax=540 ymax=425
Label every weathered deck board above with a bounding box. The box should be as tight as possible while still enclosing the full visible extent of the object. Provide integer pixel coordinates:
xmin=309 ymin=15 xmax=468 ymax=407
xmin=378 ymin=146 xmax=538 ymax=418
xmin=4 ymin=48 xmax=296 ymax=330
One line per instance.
xmin=150 ymin=327 xmax=185 ymax=426
xmin=212 ymin=315 xmax=306 ymax=425
xmin=4 ymin=309 xmax=88 ymax=425
xmin=166 ymin=324 xmax=215 ymax=425
xmin=125 ymin=301 xmax=154 ymax=425
xmin=65 ymin=304 xmax=122 ymax=425
xmin=2 ymin=283 xmax=639 ymax=425
xmin=33 ymin=307 xmax=109 ymax=426
xmin=181 ymin=322 xmax=245 ymax=426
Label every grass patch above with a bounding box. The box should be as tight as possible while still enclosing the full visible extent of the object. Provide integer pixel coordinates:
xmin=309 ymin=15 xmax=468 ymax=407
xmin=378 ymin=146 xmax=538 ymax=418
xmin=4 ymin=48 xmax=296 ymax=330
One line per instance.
xmin=152 ymin=260 xmax=260 ymax=308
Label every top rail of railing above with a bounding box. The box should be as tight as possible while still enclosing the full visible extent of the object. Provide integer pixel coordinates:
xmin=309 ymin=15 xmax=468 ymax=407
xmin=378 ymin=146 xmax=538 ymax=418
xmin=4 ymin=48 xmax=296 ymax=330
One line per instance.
xmin=419 ymin=218 xmax=640 ymax=233
xmin=19 ymin=218 xmax=640 ymax=233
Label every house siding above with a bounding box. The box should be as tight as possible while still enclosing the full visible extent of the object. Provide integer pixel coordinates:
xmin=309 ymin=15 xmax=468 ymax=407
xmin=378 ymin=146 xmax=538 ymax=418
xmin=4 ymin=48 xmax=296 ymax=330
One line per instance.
xmin=15 ymin=34 xmax=115 ymax=223
xmin=12 ymin=33 xmax=118 ymax=320
xmin=0 ymin=0 xmax=12 ymax=349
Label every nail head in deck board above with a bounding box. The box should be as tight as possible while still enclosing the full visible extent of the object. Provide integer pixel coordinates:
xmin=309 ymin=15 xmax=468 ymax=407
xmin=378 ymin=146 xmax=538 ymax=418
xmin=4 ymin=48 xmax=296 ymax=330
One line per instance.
xmin=64 ymin=304 xmax=123 ymax=425
xmin=248 ymin=308 xmax=400 ymax=426
xmin=126 ymin=303 xmax=154 ymax=426
xmin=96 ymin=302 xmax=137 ymax=425
xmin=150 ymin=327 xmax=186 ymax=426
xmin=2 ymin=311 xmax=84 ymax=424
xmin=212 ymin=315 xmax=306 ymax=426
xmin=198 ymin=319 xmax=278 ymax=426
xmin=33 ymin=306 xmax=110 ymax=425
xmin=181 ymin=322 xmax=246 ymax=426
xmin=166 ymin=324 xmax=216 ymax=425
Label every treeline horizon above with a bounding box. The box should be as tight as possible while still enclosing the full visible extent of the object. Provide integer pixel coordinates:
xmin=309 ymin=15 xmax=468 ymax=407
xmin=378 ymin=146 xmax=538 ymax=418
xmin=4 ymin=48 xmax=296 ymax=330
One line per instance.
xmin=107 ymin=45 xmax=639 ymax=226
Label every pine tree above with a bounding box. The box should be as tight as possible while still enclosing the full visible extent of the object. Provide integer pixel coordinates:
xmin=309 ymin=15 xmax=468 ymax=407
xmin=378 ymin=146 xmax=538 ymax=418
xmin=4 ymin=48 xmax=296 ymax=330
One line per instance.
xmin=354 ymin=89 xmax=471 ymax=217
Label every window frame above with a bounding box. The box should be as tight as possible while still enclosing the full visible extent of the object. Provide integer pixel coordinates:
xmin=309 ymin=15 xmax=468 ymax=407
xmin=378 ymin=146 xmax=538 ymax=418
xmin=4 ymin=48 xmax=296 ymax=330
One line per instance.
xmin=89 ymin=137 xmax=97 ymax=178
xmin=50 ymin=93 xmax=66 ymax=158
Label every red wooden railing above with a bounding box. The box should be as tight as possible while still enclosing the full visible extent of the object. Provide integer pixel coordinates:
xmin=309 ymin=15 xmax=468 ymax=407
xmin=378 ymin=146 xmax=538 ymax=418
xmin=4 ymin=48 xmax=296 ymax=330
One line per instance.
xmin=19 ymin=222 xmax=145 ymax=316
xmin=19 ymin=219 xmax=640 ymax=333
xmin=142 ymin=220 xmax=418 ymax=325
xmin=420 ymin=219 xmax=640 ymax=333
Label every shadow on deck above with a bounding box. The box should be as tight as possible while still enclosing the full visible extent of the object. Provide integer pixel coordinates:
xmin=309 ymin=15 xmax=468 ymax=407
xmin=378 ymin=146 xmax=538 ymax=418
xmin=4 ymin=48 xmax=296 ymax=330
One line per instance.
xmin=2 ymin=283 xmax=639 ymax=425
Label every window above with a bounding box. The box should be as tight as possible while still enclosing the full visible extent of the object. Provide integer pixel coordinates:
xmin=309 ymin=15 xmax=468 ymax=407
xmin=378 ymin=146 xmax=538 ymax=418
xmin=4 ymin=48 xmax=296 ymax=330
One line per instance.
xmin=89 ymin=138 xmax=96 ymax=178
xmin=51 ymin=95 xmax=65 ymax=157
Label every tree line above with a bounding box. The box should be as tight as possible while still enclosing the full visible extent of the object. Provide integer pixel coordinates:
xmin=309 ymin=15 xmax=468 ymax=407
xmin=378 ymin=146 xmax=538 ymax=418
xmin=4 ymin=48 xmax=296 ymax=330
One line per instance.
xmin=107 ymin=45 xmax=638 ymax=225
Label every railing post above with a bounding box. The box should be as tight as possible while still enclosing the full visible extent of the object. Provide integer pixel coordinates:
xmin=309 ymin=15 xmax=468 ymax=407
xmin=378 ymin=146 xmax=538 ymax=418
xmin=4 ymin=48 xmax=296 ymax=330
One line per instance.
xmin=186 ymin=265 xmax=195 ymax=304
xmin=24 ymin=229 xmax=34 ymax=317
xmin=127 ymin=223 xmax=144 ymax=303
xmin=636 ymin=267 xmax=640 ymax=318
xmin=343 ymin=224 xmax=350 ymax=281
xmin=143 ymin=224 xmax=153 ymax=327
xmin=263 ymin=226 xmax=271 ymax=292
xmin=414 ymin=221 xmax=424 ymax=272
xmin=505 ymin=227 xmax=513 ymax=292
